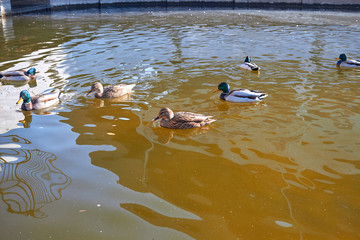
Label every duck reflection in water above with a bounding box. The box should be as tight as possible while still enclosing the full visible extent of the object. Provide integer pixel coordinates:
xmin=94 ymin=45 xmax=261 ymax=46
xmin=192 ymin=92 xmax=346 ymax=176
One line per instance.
xmin=152 ymin=126 xmax=212 ymax=144
xmin=0 ymin=146 xmax=71 ymax=218
xmin=17 ymin=103 xmax=60 ymax=129
xmin=89 ymin=91 xmax=134 ymax=108
xmin=18 ymin=111 xmax=32 ymax=128
xmin=212 ymin=97 xmax=264 ymax=112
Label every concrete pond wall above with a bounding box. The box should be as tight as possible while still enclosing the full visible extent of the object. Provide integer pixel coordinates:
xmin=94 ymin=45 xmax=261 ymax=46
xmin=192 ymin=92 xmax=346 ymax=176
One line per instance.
xmin=1 ymin=0 xmax=360 ymax=15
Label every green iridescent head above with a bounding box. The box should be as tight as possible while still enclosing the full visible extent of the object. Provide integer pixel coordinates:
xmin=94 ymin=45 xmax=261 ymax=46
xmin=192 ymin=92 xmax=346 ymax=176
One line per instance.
xmin=217 ymin=82 xmax=230 ymax=93
xmin=339 ymin=53 xmax=347 ymax=61
xmin=27 ymin=68 xmax=36 ymax=75
xmin=18 ymin=90 xmax=31 ymax=104
xmin=244 ymin=56 xmax=251 ymax=63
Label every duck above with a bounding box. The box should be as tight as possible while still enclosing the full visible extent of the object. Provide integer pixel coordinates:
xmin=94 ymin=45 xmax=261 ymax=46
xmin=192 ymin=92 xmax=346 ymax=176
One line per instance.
xmin=153 ymin=107 xmax=216 ymax=129
xmin=87 ymin=82 xmax=136 ymax=98
xmin=239 ymin=56 xmax=260 ymax=71
xmin=0 ymin=68 xmax=36 ymax=82
xmin=214 ymin=82 xmax=268 ymax=103
xmin=337 ymin=53 xmax=360 ymax=67
xmin=16 ymin=90 xmax=61 ymax=111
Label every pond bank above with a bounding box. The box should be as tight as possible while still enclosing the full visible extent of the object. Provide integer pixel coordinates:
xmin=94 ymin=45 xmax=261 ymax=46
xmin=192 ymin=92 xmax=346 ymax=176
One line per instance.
xmin=1 ymin=0 xmax=360 ymax=16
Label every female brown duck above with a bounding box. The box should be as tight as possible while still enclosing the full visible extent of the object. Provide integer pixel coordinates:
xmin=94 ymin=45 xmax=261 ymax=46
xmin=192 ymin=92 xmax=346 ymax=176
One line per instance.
xmin=87 ymin=82 xmax=136 ymax=98
xmin=153 ymin=107 xmax=216 ymax=129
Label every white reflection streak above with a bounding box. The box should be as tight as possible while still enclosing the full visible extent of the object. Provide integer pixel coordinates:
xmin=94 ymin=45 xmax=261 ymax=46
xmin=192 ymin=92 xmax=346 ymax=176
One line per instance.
xmin=1 ymin=16 xmax=14 ymax=42
xmin=280 ymin=172 xmax=304 ymax=240
xmin=120 ymin=185 xmax=201 ymax=221
xmin=134 ymin=104 xmax=153 ymax=186
xmin=292 ymin=76 xmax=315 ymax=121
xmin=142 ymin=135 xmax=154 ymax=186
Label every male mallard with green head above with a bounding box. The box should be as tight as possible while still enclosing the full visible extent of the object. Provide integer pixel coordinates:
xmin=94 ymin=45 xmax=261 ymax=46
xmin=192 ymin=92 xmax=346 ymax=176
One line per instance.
xmin=239 ymin=56 xmax=260 ymax=71
xmin=214 ymin=82 xmax=268 ymax=103
xmin=337 ymin=53 xmax=360 ymax=67
xmin=87 ymin=82 xmax=136 ymax=98
xmin=16 ymin=90 xmax=61 ymax=111
xmin=0 ymin=68 xmax=36 ymax=82
xmin=153 ymin=107 xmax=216 ymax=129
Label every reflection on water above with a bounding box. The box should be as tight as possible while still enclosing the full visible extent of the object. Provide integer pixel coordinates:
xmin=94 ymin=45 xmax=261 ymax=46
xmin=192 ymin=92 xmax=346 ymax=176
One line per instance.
xmin=0 ymin=9 xmax=359 ymax=239
xmin=0 ymin=77 xmax=37 ymax=87
xmin=18 ymin=111 xmax=32 ymax=128
xmin=152 ymin=126 xmax=212 ymax=144
xmin=0 ymin=136 xmax=71 ymax=218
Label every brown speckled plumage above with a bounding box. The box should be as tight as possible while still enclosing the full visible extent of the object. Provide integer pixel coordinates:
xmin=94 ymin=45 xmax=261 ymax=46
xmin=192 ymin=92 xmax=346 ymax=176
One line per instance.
xmin=88 ymin=82 xmax=136 ymax=98
xmin=153 ymin=107 xmax=216 ymax=129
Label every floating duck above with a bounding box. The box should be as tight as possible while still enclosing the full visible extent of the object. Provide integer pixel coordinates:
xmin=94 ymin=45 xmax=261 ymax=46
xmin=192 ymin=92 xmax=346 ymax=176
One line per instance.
xmin=0 ymin=68 xmax=36 ymax=82
xmin=239 ymin=56 xmax=260 ymax=71
xmin=337 ymin=53 xmax=360 ymax=67
xmin=16 ymin=90 xmax=61 ymax=111
xmin=87 ymin=82 xmax=136 ymax=98
xmin=214 ymin=82 xmax=268 ymax=103
xmin=153 ymin=107 xmax=216 ymax=129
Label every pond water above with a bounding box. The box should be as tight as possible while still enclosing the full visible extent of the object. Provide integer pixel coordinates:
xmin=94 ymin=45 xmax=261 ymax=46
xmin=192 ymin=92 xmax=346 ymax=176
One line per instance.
xmin=0 ymin=8 xmax=360 ymax=239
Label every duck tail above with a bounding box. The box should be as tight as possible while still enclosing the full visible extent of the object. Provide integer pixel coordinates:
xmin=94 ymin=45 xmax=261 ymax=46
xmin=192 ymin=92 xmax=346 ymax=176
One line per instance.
xmin=206 ymin=117 xmax=216 ymax=124
xmin=0 ymin=73 xmax=3 ymax=78
xmin=259 ymin=93 xmax=268 ymax=100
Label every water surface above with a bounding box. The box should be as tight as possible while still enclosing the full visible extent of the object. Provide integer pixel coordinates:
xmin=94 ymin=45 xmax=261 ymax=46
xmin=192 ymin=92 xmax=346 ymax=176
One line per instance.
xmin=0 ymin=9 xmax=360 ymax=239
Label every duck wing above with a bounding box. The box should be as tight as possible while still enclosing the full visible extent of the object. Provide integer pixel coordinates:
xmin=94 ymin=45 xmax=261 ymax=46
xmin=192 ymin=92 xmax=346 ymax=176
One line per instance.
xmin=32 ymin=92 xmax=61 ymax=109
xmin=1 ymin=70 xmax=27 ymax=77
xmin=103 ymin=84 xmax=136 ymax=98
xmin=240 ymin=62 xmax=260 ymax=71
xmin=346 ymin=59 xmax=360 ymax=66
xmin=167 ymin=112 xmax=214 ymax=129
xmin=173 ymin=112 xmax=213 ymax=123
xmin=0 ymin=70 xmax=32 ymax=81
xmin=231 ymin=89 xmax=267 ymax=99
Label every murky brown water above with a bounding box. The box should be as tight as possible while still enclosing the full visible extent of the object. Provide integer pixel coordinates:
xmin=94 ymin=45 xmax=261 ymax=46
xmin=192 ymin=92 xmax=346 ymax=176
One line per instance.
xmin=0 ymin=9 xmax=360 ymax=239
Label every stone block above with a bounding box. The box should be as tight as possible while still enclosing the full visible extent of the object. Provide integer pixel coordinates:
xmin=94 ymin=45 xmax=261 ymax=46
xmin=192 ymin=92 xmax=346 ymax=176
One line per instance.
xmin=246 ymin=0 xmax=302 ymax=3
xmin=51 ymin=0 xmax=99 ymax=7
xmin=303 ymin=0 xmax=360 ymax=4
xmin=101 ymin=0 xmax=165 ymax=3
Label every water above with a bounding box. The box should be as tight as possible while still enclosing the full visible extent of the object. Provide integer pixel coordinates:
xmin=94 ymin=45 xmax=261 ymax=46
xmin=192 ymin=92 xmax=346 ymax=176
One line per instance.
xmin=0 ymin=9 xmax=360 ymax=239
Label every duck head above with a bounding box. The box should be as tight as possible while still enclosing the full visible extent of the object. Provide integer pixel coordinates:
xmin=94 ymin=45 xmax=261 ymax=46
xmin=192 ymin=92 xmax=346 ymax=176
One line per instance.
xmin=17 ymin=90 xmax=31 ymax=104
xmin=153 ymin=107 xmax=174 ymax=121
xmin=27 ymin=68 xmax=36 ymax=75
xmin=88 ymin=82 xmax=103 ymax=95
xmin=215 ymin=82 xmax=230 ymax=93
xmin=339 ymin=53 xmax=347 ymax=61
xmin=244 ymin=56 xmax=251 ymax=63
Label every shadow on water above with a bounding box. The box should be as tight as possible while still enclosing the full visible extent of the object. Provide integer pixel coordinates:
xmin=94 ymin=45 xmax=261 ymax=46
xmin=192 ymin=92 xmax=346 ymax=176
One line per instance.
xmin=0 ymin=135 xmax=71 ymax=218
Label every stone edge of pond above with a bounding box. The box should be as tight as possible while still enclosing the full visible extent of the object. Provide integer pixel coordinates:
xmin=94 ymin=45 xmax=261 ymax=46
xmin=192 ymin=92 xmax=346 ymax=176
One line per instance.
xmin=2 ymin=1 xmax=360 ymax=16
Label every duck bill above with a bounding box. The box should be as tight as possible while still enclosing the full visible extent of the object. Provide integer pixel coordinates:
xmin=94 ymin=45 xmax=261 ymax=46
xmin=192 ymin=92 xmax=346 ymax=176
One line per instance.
xmin=16 ymin=97 xmax=23 ymax=104
xmin=213 ymin=88 xmax=220 ymax=93
xmin=87 ymin=90 xmax=93 ymax=96
xmin=152 ymin=116 xmax=160 ymax=121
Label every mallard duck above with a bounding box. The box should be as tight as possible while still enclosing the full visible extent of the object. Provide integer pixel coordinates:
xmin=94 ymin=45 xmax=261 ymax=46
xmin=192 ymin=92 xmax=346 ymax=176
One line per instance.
xmin=16 ymin=90 xmax=61 ymax=111
xmin=337 ymin=53 xmax=360 ymax=67
xmin=153 ymin=107 xmax=216 ymax=129
xmin=0 ymin=68 xmax=36 ymax=82
xmin=87 ymin=82 xmax=136 ymax=98
xmin=214 ymin=82 xmax=268 ymax=103
xmin=239 ymin=56 xmax=260 ymax=71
